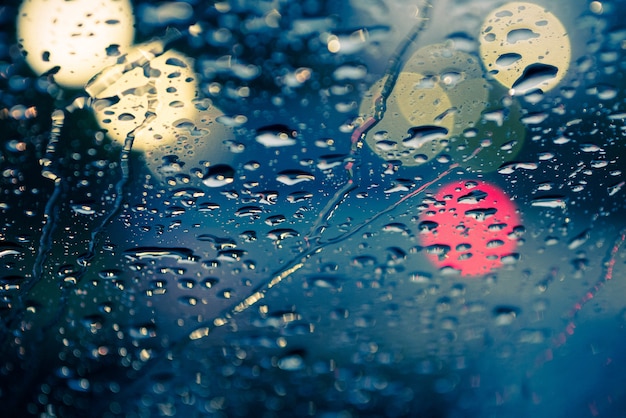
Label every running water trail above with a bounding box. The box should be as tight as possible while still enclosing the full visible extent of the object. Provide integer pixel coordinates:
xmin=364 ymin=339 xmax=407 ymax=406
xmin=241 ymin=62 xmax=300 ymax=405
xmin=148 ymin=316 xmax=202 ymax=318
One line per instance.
xmin=2 ymin=34 xmax=167 ymax=346
xmin=306 ymin=5 xmax=433 ymax=243
xmin=43 ymin=109 xmax=156 ymax=334
xmin=0 ymin=110 xmax=65 ymax=353
xmin=33 ymin=109 xmax=65 ymax=286
xmin=181 ymin=2 xmax=439 ymax=346
xmin=506 ymin=227 xmax=626 ymax=416
xmin=4 ymin=29 xmax=181 ymax=339
xmin=528 ymin=228 xmax=626 ymax=375
xmin=81 ymin=114 xmax=152 ymax=268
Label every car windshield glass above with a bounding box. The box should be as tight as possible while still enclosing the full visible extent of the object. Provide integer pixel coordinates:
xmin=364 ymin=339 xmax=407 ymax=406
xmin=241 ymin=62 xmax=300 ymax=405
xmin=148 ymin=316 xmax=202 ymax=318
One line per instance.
xmin=1 ymin=0 xmax=626 ymax=417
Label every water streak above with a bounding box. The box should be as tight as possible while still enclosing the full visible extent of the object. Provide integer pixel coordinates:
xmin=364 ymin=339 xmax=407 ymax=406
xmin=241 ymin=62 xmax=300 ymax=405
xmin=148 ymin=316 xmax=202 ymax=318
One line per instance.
xmin=529 ymin=228 xmax=626 ymax=377
xmin=185 ymin=2 xmax=437 ymax=343
xmin=0 ymin=109 xmax=64 ymax=349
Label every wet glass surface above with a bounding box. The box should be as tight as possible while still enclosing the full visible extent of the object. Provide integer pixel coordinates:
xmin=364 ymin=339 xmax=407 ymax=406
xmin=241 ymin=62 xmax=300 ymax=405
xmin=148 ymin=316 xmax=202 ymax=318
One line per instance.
xmin=1 ymin=0 xmax=626 ymax=416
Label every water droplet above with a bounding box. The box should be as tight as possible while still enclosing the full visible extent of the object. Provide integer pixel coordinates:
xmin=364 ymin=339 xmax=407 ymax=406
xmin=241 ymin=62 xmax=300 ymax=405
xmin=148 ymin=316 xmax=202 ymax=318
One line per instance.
xmin=402 ymin=125 xmax=449 ymax=149
xmin=98 ymin=269 xmax=122 ymax=280
xmin=506 ymin=28 xmax=539 ymax=44
xmin=255 ymin=124 xmax=297 ymax=147
xmin=202 ymin=165 xmax=235 ymax=188
xmin=178 ymin=296 xmax=198 ymax=306
xmin=277 ymin=352 xmax=305 ymax=371
xmin=267 ymin=228 xmax=299 ymax=241
xmin=123 ymin=247 xmax=199 ymax=263
xmin=531 ymin=196 xmax=568 ymax=209
xmin=287 ymin=191 xmax=313 ymax=203
xmin=71 ymin=202 xmax=97 ymax=215
xmin=457 ymin=190 xmax=488 ymax=204
xmin=608 ymin=181 xmax=625 ymax=196
xmin=234 ymin=205 xmax=263 ymax=218
xmin=511 ymin=63 xmax=559 ymax=95
xmin=495 ymin=53 xmax=522 ymax=67
xmin=307 ymin=275 xmax=341 ymax=290
xmin=276 ymin=170 xmax=315 ymax=185
xmin=217 ymin=249 xmax=246 ymax=262
xmin=202 ymin=277 xmax=219 ymax=289
xmin=129 ymin=323 xmax=157 ymax=339
xmin=493 ymin=305 xmax=520 ymax=326
xmin=567 ymin=229 xmax=590 ymax=250
xmin=265 ymin=215 xmax=286 ymax=226
xmin=0 ymin=243 xmax=24 ymax=259
xmin=417 ymin=221 xmax=438 ymax=234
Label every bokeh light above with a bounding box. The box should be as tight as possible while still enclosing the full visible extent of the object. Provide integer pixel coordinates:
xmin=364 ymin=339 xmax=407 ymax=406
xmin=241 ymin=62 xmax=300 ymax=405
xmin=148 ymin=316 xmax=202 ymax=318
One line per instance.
xmin=360 ymin=43 xmax=489 ymax=166
xmin=418 ymin=180 xmax=521 ymax=276
xmin=479 ymin=2 xmax=571 ymax=95
xmin=91 ymin=50 xmax=201 ymax=151
xmin=4 ymin=0 xmax=626 ymax=416
xmin=17 ymin=0 xmax=135 ymax=89
xmin=16 ymin=0 xmax=233 ymax=182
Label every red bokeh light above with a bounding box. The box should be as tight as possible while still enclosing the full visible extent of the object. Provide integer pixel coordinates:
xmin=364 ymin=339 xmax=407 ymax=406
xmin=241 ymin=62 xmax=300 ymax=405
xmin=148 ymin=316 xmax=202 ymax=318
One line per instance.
xmin=418 ymin=180 xmax=521 ymax=276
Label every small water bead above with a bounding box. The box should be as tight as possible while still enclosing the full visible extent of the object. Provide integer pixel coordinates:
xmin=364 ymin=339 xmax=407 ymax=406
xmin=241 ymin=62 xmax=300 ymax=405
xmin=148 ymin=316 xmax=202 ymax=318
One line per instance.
xmin=123 ymin=247 xmax=199 ymax=263
xmin=201 ymin=277 xmax=219 ymax=289
xmin=276 ymin=170 xmax=315 ymax=185
xmin=351 ymin=255 xmax=377 ymax=268
xmin=404 ymin=125 xmax=449 ymax=148
xmin=287 ymin=191 xmax=313 ymax=203
xmin=239 ymin=231 xmax=257 ymax=242
xmin=216 ymin=249 xmax=246 ymax=263
xmin=332 ymin=64 xmax=367 ymax=80
xmin=531 ymin=196 xmax=568 ymax=209
xmin=128 ymin=323 xmax=158 ymax=339
xmin=495 ymin=52 xmax=523 ymax=67
xmin=511 ymin=64 xmax=560 ymax=96
xmin=277 ymin=352 xmax=305 ymax=371
xmin=608 ymin=181 xmax=625 ymax=196
xmin=178 ymin=296 xmax=198 ymax=306
xmin=98 ymin=302 xmax=114 ymax=314
xmin=306 ymin=275 xmax=342 ymax=290
xmin=493 ymin=305 xmax=521 ymax=326
xmin=217 ymin=289 xmax=234 ymax=299
xmin=98 ymin=269 xmax=123 ymax=280
xmin=265 ymin=215 xmax=286 ymax=226
xmin=198 ymin=202 xmax=220 ymax=212
xmin=235 ymin=206 xmax=263 ymax=218
xmin=202 ymin=165 xmax=235 ymax=188
xmin=70 ymin=201 xmax=98 ymax=216
xmin=255 ymin=124 xmax=297 ymax=148
xmin=177 ymin=278 xmax=196 ymax=289
xmin=0 ymin=275 xmax=25 ymax=291
xmin=266 ymin=229 xmax=299 ymax=241
xmin=417 ymin=220 xmax=438 ymax=234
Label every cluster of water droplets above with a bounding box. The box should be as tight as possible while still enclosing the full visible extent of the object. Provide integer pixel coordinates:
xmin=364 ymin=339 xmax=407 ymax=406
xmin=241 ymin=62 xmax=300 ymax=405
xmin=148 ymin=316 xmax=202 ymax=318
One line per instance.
xmin=2 ymin=0 xmax=626 ymax=416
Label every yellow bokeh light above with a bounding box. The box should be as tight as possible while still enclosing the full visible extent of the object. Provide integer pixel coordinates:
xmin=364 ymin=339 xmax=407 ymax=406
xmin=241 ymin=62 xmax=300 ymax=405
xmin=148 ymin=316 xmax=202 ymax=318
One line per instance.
xmin=360 ymin=72 xmax=454 ymax=166
xmin=17 ymin=0 xmax=135 ymax=89
xmin=360 ymin=43 xmax=488 ymax=167
xmin=479 ymin=2 xmax=571 ymax=95
xmin=91 ymin=50 xmax=201 ymax=152
xmin=90 ymin=46 xmax=234 ymax=181
xmin=401 ymin=44 xmax=489 ymax=138
xmin=17 ymin=0 xmax=234 ymax=181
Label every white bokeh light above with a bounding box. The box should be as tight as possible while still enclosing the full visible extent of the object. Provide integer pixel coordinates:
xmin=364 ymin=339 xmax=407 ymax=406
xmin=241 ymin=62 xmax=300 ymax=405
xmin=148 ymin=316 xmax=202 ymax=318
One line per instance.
xmin=17 ymin=0 xmax=135 ymax=89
